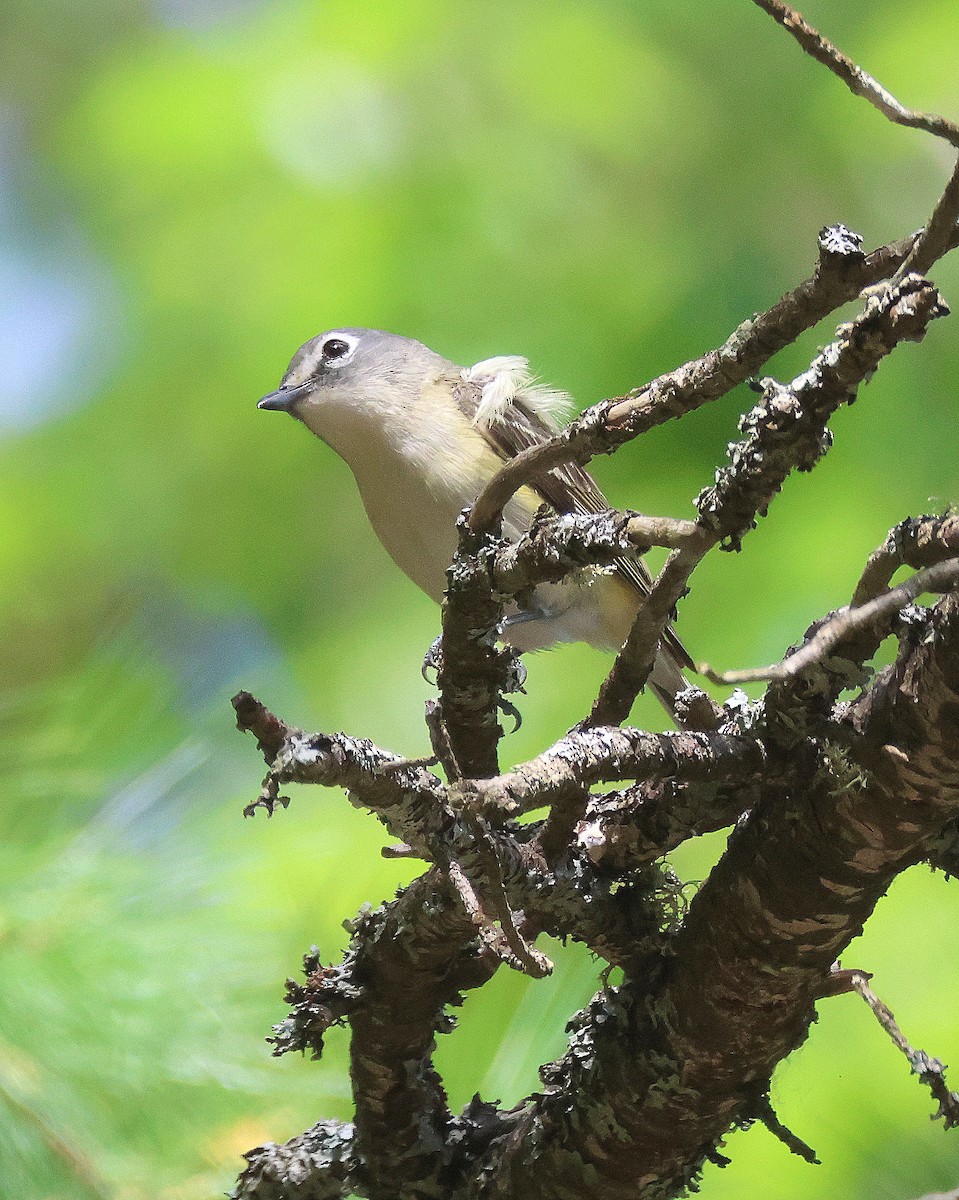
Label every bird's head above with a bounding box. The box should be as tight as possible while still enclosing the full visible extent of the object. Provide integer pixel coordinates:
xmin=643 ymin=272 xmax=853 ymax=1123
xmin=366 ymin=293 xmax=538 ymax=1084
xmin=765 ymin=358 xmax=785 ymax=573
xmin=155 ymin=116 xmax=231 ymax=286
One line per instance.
xmin=257 ymin=328 xmax=449 ymax=419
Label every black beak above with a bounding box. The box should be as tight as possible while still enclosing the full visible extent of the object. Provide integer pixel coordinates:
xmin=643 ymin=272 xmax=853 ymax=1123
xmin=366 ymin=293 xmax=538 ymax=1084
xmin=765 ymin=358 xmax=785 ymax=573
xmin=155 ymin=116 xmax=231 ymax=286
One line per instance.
xmin=257 ymin=381 xmax=313 ymax=412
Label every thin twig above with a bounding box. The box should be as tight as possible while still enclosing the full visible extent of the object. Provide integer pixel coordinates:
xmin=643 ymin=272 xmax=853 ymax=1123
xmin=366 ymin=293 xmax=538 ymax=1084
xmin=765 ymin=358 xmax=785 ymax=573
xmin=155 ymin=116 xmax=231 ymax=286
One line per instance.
xmin=233 ymin=689 xmax=289 ymax=762
xmin=753 ymin=2 xmax=959 ymax=287
xmin=750 ymin=1093 xmax=820 ymax=1164
xmin=753 ymin=0 xmax=959 ymax=148
xmin=425 ymin=698 xmax=461 ymax=780
xmin=381 ymin=754 xmax=440 ymax=775
xmin=896 ymin=156 xmax=959 ymax=279
xmin=704 ymin=559 xmax=959 ymax=686
xmin=587 ymin=547 xmax=703 ymax=728
xmin=470 ymin=436 xmax=590 ymax=535
xmin=849 ymin=970 xmax=959 ymax=1128
xmin=448 ymin=859 xmax=551 ymax=978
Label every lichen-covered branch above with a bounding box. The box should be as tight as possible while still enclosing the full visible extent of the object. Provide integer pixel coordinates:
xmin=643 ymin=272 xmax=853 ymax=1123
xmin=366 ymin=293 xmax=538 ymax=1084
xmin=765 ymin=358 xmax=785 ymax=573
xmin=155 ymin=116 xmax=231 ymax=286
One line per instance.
xmin=232 ymin=1121 xmax=359 ymax=1200
xmin=696 ymin=277 xmax=948 ymax=548
xmin=344 ymin=877 xmax=496 ymax=1197
xmin=471 ymin=726 xmax=763 ymax=819
xmin=587 ymin=275 xmax=948 ymax=728
xmin=577 ymin=777 xmax=761 ymax=872
xmin=489 ymin=510 xmax=706 ymax=596
xmin=468 ymin=220 xmax=958 ymax=537
xmin=436 ymin=518 xmax=523 ymax=780
xmin=467 ymin=592 xmax=959 ymax=1200
xmin=854 ymin=514 xmax=959 ymax=606
xmin=233 ymin=690 xmax=450 ymax=855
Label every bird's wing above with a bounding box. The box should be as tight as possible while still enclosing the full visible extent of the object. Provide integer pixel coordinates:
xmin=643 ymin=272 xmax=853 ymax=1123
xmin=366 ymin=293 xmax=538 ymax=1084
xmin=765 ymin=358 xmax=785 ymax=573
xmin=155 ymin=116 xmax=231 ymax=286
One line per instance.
xmin=453 ymin=368 xmax=692 ymax=671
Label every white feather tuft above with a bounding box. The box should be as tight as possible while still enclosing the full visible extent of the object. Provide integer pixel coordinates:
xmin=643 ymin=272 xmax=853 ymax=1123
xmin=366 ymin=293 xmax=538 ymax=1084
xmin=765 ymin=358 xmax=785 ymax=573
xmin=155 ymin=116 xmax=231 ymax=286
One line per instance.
xmin=462 ymin=356 xmax=572 ymax=429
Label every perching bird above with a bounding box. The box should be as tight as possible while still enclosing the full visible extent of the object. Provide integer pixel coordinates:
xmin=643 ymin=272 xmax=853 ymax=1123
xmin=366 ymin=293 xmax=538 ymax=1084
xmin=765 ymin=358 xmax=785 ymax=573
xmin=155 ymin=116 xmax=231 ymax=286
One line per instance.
xmin=257 ymin=328 xmax=691 ymax=707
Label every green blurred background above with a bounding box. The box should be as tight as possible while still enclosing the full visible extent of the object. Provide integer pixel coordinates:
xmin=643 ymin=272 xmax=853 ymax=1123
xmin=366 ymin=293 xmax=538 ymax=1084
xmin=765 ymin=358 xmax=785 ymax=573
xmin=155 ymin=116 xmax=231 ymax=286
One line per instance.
xmin=1 ymin=0 xmax=957 ymax=1196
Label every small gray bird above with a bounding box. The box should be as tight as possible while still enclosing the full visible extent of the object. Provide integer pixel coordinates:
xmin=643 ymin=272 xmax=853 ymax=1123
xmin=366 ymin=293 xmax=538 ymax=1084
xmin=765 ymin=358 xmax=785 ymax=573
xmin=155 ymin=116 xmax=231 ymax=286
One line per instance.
xmin=258 ymin=328 xmax=690 ymax=707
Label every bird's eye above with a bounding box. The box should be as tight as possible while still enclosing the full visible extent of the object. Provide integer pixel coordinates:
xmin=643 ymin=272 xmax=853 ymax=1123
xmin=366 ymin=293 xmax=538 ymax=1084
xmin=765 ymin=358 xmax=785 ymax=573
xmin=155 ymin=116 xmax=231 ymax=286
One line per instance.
xmin=322 ymin=338 xmax=351 ymax=361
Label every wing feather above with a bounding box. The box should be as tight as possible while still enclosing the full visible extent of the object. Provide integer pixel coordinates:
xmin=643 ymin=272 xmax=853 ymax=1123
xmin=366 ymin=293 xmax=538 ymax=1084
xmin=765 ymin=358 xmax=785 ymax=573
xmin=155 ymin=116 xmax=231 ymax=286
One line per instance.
xmin=453 ymin=370 xmax=692 ymax=670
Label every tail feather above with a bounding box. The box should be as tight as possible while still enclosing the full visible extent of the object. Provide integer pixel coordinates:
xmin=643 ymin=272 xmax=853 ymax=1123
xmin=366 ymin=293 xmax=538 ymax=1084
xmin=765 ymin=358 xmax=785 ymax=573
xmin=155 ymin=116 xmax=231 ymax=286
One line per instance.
xmin=649 ymin=648 xmax=690 ymax=712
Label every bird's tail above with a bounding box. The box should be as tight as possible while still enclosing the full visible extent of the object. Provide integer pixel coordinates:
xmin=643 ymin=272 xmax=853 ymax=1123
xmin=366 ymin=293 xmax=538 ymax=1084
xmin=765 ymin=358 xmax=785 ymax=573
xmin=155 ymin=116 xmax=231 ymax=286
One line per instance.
xmin=649 ymin=647 xmax=691 ymax=713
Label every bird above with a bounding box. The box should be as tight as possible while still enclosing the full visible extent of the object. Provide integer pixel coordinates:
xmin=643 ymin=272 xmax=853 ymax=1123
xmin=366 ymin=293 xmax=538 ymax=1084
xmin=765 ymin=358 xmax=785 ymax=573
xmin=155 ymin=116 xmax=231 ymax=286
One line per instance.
xmin=257 ymin=328 xmax=691 ymax=708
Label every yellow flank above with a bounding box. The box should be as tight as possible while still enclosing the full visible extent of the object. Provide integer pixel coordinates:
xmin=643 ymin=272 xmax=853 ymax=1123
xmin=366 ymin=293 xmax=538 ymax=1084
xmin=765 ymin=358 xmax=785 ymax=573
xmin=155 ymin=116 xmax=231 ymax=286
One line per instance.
xmin=298 ymin=367 xmax=646 ymax=651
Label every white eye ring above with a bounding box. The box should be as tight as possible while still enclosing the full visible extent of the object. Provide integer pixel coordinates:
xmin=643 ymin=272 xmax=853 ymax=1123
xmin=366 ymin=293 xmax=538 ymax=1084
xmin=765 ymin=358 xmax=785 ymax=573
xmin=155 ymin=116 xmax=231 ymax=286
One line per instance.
xmin=321 ymin=334 xmax=358 ymax=365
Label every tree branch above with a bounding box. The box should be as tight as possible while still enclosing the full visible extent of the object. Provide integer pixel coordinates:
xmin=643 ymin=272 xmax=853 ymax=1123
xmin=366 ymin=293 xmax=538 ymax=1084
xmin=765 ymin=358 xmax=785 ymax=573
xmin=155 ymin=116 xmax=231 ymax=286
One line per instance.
xmin=588 ymin=275 xmax=948 ymax=727
xmin=849 ymin=970 xmax=959 ymax=1128
xmin=231 ymin=1120 xmax=359 ymax=1200
xmin=577 ymin=778 xmax=761 ymax=872
xmin=435 ymin=518 xmax=527 ymax=781
xmin=752 ymin=0 xmax=959 ymax=148
xmin=232 ymin=691 xmax=450 ymax=856
xmin=470 ymin=726 xmax=763 ymax=819
xmin=468 ymin=591 xmax=959 ymax=1199
xmin=468 ymin=221 xmax=958 ymax=539
xmin=705 ymin=559 xmax=959 ymax=686
xmin=853 ymin=514 xmax=959 ymax=607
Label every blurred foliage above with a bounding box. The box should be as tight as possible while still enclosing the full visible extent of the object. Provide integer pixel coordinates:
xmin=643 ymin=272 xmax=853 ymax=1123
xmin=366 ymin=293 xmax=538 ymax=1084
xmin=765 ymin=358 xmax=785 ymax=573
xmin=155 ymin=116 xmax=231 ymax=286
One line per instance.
xmin=0 ymin=0 xmax=957 ymax=1196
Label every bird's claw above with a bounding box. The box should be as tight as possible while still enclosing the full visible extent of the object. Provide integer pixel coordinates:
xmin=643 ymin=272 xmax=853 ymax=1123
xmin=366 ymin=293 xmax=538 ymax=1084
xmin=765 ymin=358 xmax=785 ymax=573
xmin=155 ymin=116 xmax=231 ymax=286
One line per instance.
xmin=497 ymin=696 xmax=523 ymax=733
